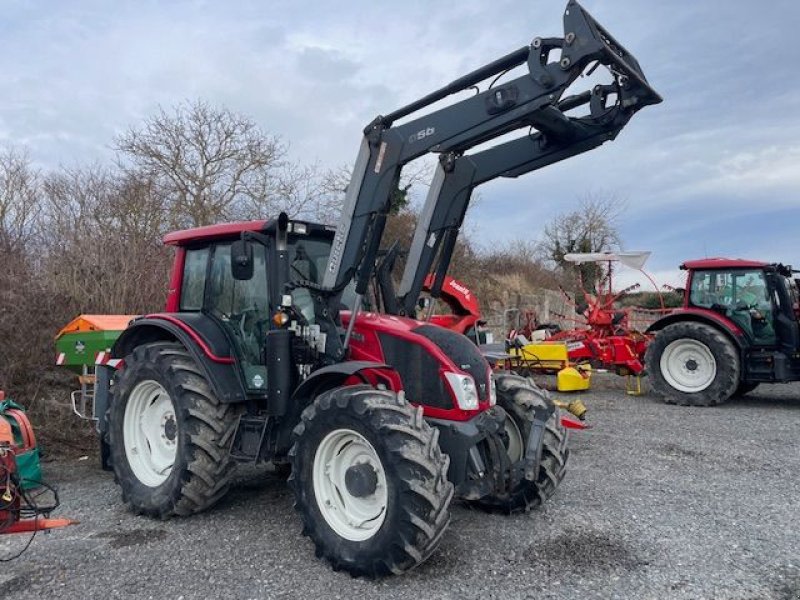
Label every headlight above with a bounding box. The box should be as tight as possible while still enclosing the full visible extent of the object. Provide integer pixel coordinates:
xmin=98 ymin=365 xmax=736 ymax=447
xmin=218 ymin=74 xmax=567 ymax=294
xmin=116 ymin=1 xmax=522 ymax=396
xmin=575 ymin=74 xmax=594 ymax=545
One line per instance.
xmin=489 ymin=374 xmax=497 ymax=406
xmin=444 ymin=372 xmax=479 ymax=410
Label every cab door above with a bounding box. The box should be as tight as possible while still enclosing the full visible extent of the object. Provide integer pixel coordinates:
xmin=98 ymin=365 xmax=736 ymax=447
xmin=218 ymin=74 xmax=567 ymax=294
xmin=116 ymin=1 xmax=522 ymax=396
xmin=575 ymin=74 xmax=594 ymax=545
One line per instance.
xmin=204 ymin=241 xmax=271 ymax=392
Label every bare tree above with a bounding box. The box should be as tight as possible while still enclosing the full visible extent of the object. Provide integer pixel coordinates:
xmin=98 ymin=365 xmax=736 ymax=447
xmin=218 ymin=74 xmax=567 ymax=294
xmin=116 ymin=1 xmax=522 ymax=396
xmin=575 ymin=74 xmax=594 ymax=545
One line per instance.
xmin=39 ymin=166 xmax=172 ymax=314
xmin=540 ymin=193 xmax=626 ymax=291
xmin=115 ymin=100 xmax=287 ymax=228
xmin=0 ymin=147 xmax=40 ymax=253
xmin=238 ymin=161 xmax=330 ymax=222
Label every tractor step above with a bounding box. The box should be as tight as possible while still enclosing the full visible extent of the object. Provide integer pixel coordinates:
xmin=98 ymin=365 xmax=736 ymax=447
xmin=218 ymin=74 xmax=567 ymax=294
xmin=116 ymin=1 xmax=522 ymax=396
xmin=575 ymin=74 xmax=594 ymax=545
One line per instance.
xmin=230 ymin=415 xmax=270 ymax=463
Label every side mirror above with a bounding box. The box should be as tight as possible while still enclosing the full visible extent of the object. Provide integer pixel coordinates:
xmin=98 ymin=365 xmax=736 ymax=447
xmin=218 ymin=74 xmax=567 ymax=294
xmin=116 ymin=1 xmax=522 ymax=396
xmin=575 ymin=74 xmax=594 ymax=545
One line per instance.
xmin=231 ymin=240 xmax=254 ymax=280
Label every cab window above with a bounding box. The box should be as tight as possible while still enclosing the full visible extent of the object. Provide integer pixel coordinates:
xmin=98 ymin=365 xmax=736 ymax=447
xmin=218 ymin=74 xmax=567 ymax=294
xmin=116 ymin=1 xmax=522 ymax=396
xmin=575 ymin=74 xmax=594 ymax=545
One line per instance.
xmin=689 ymin=269 xmax=769 ymax=309
xmin=180 ymin=247 xmax=210 ymax=311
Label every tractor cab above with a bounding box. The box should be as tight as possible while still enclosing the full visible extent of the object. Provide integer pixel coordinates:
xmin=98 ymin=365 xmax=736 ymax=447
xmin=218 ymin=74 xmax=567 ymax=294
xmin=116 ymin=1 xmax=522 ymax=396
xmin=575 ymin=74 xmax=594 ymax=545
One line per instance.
xmin=681 ymin=258 xmax=800 ymax=351
xmin=162 ymin=218 xmax=336 ymax=393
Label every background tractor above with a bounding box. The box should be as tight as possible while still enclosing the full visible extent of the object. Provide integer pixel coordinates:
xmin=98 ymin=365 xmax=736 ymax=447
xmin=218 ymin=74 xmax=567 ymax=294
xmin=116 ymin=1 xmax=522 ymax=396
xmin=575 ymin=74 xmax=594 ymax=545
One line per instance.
xmin=64 ymin=1 xmax=660 ymax=577
xmin=646 ymin=258 xmax=800 ymax=406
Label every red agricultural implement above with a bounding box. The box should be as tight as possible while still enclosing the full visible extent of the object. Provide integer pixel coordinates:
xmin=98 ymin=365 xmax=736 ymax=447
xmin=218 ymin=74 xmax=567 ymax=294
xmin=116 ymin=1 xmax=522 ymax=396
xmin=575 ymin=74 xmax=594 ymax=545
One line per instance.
xmin=542 ymin=252 xmax=665 ymax=389
xmin=0 ymin=394 xmax=76 ymax=555
xmin=423 ymin=274 xmax=493 ymax=344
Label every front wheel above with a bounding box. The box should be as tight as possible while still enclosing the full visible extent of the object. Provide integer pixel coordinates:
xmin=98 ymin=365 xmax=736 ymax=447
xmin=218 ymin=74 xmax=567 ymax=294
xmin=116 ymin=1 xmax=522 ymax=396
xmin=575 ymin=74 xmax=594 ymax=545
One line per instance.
xmin=470 ymin=373 xmax=569 ymax=513
xmin=645 ymin=322 xmax=739 ymax=406
xmin=289 ymin=385 xmax=453 ymax=577
xmin=735 ymin=382 xmax=759 ymax=396
xmin=108 ymin=342 xmax=241 ymax=518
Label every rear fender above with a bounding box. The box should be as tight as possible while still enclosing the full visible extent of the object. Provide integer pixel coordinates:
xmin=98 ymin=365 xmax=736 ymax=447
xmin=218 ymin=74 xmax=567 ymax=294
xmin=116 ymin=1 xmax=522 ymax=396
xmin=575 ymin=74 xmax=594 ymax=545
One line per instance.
xmin=646 ymin=309 xmax=746 ymax=351
xmin=112 ymin=315 xmax=247 ymax=404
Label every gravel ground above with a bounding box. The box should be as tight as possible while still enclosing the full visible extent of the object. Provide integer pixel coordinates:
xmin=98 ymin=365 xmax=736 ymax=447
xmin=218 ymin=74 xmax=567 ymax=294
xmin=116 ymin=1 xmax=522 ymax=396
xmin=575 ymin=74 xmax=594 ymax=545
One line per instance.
xmin=2 ymin=377 xmax=799 ymax=600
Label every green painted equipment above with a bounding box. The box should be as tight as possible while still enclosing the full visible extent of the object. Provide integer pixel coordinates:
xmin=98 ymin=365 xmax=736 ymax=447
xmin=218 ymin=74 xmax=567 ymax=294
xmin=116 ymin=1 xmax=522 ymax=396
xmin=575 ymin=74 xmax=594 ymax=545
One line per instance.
xmin=55 ymin=315 xmax=134 ymax=373
xmin=55 ymin=314 xmax=134 ymax=420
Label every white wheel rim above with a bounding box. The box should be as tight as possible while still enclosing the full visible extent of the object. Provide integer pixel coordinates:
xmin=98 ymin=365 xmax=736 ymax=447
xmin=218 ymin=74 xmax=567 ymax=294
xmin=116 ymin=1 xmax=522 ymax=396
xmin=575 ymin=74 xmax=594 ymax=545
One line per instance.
xmin=312 ymin=429 xmax=388 ymax=542
xmin=123 ymin=380 xmax=177 ymax=487
xmin=504 ymin=417 xmax=525 ymax=463
xmin=660 ymin=339 xmax=717 ymax=393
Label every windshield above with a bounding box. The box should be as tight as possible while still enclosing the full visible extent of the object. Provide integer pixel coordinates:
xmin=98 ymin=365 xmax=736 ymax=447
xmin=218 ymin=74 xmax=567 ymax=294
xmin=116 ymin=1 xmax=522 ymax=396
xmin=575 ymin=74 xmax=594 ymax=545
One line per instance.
xmin=289 ymin=234 xmax=332 ymax=323
xmin=288 ymin=236 xmax=331 ymax=285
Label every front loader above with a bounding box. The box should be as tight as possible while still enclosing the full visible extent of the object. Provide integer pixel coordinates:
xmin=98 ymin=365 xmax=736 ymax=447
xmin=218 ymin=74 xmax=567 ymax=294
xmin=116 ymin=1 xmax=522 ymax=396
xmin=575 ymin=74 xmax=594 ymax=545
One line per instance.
xmin=88 ymin=1 xmax=660 ymax=577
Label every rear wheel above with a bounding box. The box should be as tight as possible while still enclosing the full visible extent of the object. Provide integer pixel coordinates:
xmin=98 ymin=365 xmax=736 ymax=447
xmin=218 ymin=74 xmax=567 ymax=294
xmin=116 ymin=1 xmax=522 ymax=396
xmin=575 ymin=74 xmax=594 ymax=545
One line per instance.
xmin=289 ymin=385 xmax=453 ymax=577
xmin=108 ymin=342 xmax=241 ymax=518
xmin=646 ymin=322 xmax=739 ymax=406
xmin=470 ymin=373 xmax=569 ymax=513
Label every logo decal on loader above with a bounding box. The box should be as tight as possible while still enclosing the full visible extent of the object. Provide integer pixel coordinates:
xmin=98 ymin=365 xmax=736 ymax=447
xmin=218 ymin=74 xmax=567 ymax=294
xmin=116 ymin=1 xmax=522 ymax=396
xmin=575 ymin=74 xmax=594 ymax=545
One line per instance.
xmin=409 ymin=127 xmax=435 ymax=144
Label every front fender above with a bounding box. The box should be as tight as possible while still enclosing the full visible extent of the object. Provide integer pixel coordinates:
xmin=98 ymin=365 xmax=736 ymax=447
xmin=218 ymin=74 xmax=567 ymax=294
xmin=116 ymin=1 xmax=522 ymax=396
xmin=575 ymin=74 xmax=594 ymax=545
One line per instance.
xmin=270 ymin=361 xmax=399 ymax=459
xmin=112 ymin=314 xmax=247 ymax=403
xmin=291 ymin=361 xmax=398 ymax=405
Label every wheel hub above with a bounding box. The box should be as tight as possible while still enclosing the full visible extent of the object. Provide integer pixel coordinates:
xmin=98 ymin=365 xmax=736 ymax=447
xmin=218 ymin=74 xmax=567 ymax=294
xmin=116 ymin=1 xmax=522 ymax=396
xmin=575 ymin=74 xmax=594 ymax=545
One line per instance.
xmin=163 ymin=415 xmax=177 ymax=442
xmin=344 ymin=463 xmax=378 ymax=498
xmin=685 ymin=359 xmax=698 ymax=371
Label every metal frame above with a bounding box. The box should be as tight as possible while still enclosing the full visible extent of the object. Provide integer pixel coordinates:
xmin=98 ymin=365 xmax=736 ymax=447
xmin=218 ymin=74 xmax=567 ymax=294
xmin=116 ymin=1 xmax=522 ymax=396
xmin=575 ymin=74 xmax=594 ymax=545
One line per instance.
xmin=320 ymin=0 xmax=660 ymax=333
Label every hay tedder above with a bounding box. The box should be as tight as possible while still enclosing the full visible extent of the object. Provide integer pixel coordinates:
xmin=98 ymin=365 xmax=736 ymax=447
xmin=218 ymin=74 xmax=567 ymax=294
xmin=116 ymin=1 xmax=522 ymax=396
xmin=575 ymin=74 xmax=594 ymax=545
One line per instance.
xmin=544 ymin=252 xmax=659 ymax=391
xmin=55 ymin=1 xmax=659 ymax=577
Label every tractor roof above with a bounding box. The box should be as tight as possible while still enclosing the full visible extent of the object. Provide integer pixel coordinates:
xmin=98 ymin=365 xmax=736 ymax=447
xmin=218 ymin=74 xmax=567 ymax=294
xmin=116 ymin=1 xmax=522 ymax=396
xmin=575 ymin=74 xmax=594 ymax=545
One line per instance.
xmin=163 ymin=220 xmax=270 ymax=246
xmin=163 ymin=218 xmax=334 ymax=246
xmin=680 ymin=258 xmax=770 ymax=271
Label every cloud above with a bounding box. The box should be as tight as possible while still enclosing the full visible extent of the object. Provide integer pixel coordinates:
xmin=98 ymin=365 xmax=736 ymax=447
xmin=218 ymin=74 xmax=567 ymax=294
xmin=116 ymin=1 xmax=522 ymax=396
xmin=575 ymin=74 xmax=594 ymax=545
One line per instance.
xmin=1 ymin=0 xmax=799 ymax=288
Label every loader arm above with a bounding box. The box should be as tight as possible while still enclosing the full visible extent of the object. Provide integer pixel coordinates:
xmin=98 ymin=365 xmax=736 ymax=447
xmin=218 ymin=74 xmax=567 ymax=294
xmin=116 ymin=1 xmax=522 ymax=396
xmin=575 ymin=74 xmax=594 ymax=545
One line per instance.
xmin=392 ymin=82 xmax=654 ymax=315
xmin=316 ymin=0 xmax=660 ymax=354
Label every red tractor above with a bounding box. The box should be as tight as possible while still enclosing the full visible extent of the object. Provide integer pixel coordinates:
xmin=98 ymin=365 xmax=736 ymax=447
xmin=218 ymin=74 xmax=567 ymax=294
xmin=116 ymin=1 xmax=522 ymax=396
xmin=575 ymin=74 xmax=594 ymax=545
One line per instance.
xmin=646 ymin=258 xmax=800 ymax=406
xmin=89 ymin=2 xmax=659 ymax=577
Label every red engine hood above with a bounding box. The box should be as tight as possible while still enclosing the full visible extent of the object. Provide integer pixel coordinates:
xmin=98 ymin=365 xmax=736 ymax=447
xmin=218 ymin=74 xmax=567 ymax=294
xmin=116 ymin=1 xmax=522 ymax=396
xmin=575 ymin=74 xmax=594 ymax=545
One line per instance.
xmin=340 ymin=311 xmax=493 ymax=421
xmin=340 ymin=310 xmax=425 ymax=333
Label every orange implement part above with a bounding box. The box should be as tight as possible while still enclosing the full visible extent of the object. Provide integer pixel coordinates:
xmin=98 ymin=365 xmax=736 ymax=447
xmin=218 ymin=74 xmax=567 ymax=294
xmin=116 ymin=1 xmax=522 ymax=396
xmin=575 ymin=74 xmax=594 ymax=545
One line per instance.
xmin=0 ymin=417 xmax=12 ymax=445
xmin=55 ymin=314 xmax=137 ymax=339
xmin=2 ymin=518 xmax=79 ymax=534
xmin=3 ymin=408 xmax=36 ymax=450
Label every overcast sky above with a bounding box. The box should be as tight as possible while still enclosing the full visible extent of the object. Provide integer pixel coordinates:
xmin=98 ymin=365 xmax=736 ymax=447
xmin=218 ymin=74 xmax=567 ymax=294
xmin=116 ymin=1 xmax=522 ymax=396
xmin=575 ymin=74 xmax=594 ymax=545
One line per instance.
xmin=2 ymin=0 xmax=799 ymax=290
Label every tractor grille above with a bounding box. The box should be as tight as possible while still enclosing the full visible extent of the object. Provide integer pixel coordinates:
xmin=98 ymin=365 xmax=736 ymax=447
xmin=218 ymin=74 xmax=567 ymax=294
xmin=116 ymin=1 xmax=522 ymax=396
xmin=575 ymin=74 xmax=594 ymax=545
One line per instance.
xmin=377 ymin=333 xmax=450 ymax=409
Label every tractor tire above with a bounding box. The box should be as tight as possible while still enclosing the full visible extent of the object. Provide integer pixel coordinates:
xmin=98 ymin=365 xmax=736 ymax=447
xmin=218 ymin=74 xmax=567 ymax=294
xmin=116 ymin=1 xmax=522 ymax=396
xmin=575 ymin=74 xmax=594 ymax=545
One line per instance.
xmin=108 ymin=342 xmax=241 ymax=518
xmin=470 ymin=373 xmax=569 ymax=514
xmin=735 ymin=382 xmax=759 ymax=396
xmin=645 ymin=322 xmax=739 ymax=406
xmin=289 ymin=385 xmax=453 ymax=578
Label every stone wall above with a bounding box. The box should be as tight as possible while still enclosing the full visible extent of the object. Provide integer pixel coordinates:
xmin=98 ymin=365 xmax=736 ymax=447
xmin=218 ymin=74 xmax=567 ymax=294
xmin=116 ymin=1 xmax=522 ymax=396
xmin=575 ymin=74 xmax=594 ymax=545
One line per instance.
xmin=481 ymin=288 xmax=666 ymax=338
